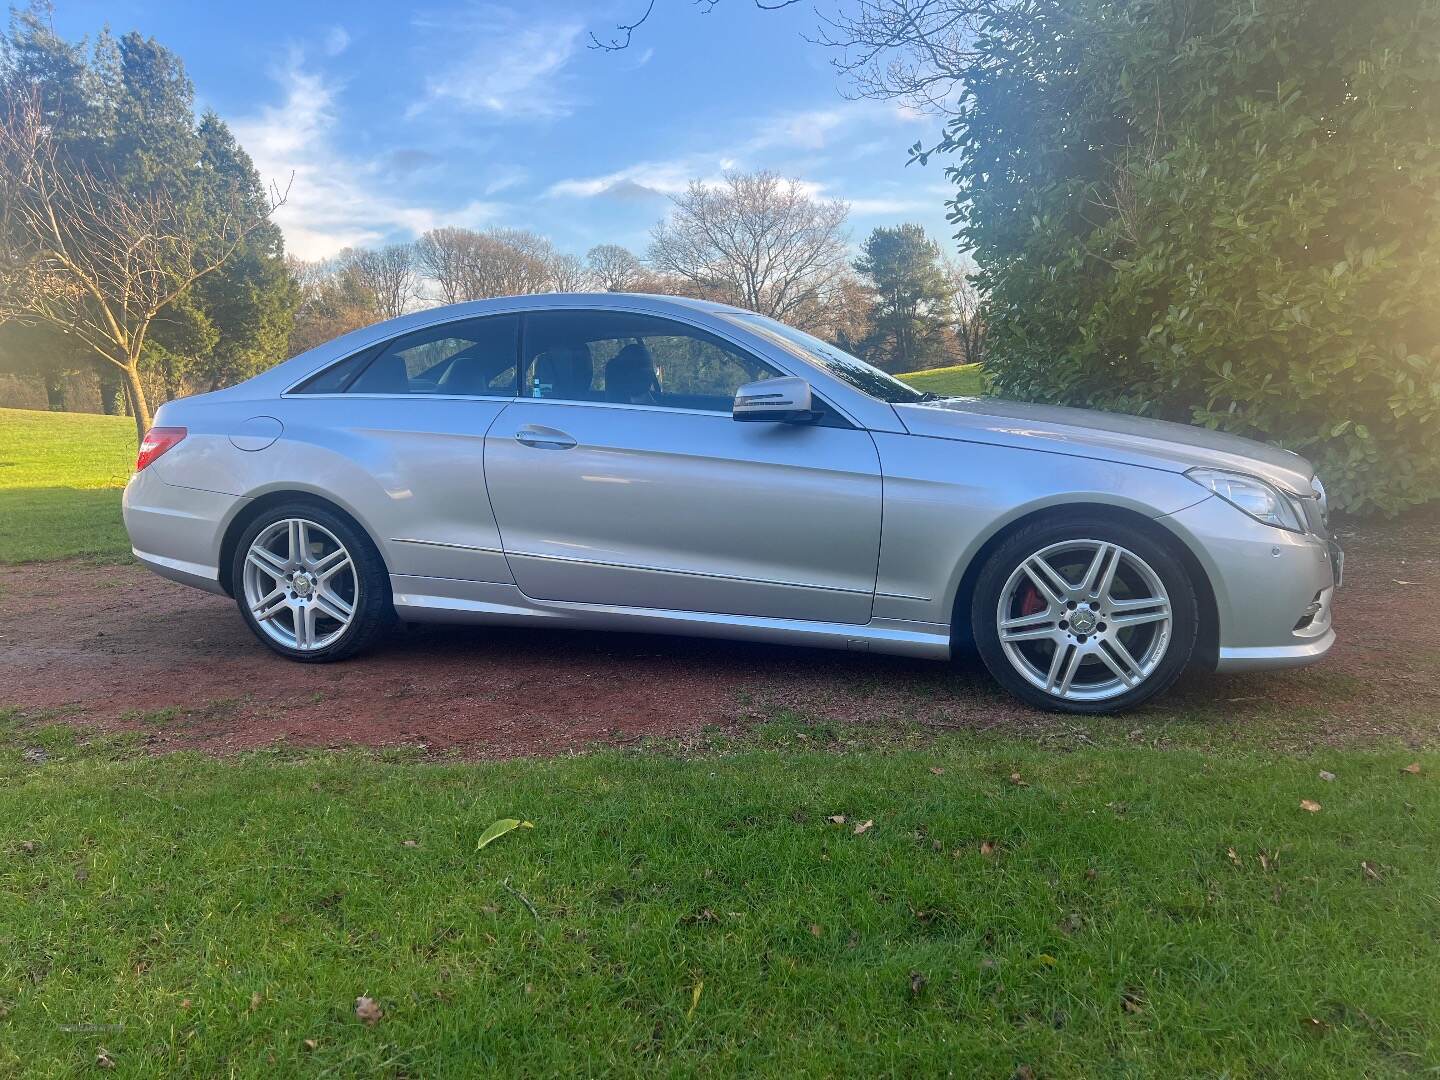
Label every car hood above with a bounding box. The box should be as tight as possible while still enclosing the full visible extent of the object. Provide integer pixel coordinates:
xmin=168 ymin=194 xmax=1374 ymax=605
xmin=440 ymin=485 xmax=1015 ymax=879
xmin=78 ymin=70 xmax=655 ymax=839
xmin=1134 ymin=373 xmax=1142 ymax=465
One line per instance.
xmin=894 ymin=398 xmax=1314 ymax=494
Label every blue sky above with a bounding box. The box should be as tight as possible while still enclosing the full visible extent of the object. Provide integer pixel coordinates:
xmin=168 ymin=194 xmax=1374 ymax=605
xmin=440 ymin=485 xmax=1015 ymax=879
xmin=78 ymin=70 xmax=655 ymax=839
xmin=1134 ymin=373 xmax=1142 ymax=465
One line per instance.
xmin=52 ymin=1 xmax=959 ymax=262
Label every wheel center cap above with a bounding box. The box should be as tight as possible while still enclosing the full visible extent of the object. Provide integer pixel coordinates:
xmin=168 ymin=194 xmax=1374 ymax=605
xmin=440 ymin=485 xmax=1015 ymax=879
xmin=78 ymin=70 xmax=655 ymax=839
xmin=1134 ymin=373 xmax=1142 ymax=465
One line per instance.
xmin=292 ymin=573 xmax=313 ymax=596
xmin=1071 ymin=609 xmax=1097 ymax=634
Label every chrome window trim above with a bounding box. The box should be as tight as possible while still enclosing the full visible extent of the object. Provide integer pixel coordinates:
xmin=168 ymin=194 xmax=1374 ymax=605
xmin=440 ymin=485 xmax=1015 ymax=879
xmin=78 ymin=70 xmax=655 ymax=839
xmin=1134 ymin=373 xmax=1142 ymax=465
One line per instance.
xmin=279 ymin=300 xmax=873 ymax=428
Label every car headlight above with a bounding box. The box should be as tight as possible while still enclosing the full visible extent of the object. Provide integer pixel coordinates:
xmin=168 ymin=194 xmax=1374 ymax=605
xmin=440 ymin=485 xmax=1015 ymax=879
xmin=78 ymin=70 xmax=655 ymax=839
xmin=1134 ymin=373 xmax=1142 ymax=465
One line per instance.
xmin=1186 ymin=468 xmax=1305 ymax=532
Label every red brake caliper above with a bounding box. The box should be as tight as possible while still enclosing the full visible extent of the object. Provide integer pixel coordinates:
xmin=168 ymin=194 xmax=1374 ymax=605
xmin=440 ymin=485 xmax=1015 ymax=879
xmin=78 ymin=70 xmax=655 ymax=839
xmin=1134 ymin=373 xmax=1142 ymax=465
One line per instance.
xmin=1018 ymin=583 xmax=1045 ymax=617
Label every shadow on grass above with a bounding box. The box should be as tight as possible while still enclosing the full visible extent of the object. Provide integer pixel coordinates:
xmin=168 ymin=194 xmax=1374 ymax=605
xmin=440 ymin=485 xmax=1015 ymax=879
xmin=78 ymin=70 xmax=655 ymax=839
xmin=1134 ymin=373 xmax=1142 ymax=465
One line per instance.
xmin=0 ymin=486 xmax=129 ymax=564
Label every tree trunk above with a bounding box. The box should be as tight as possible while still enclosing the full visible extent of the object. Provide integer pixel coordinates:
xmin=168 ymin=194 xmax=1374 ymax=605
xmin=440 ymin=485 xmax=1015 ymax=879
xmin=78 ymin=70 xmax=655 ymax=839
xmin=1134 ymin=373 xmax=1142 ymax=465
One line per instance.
xmin=119 ymin=362 xmax=153 ymax=443
xmin=43 ymin=368 xmax=67 ymax=411
xmin=98 ymin=365 xmax=124 ymax=415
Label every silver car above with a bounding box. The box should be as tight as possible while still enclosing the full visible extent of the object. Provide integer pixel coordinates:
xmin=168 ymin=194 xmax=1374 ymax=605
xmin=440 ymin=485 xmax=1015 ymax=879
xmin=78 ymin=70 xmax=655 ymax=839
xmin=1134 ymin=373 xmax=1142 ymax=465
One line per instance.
xmin=123 ymin=293 xmax=1340 ymax=713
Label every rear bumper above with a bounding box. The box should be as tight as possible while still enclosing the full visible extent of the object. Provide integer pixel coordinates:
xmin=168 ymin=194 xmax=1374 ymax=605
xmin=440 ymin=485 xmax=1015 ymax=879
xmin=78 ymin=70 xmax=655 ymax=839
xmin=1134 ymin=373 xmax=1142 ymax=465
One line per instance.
xmin=1157 ymin=495 xmax=1338 ymax=674
xmin=123 ymin=467 xmax=244 ymax=596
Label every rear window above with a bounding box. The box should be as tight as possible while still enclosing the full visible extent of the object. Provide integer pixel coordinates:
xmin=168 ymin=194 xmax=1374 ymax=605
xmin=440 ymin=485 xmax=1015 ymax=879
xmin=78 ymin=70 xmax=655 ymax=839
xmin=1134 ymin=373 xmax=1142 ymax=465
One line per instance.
xmin=292 ymin=315 xmax=520 ymax=397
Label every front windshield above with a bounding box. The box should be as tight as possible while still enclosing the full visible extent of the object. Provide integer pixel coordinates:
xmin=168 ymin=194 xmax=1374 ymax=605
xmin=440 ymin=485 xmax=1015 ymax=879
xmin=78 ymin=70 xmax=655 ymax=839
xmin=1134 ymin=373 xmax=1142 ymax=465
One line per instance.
xmin=726 ymin=313 xmax=927 ymax=405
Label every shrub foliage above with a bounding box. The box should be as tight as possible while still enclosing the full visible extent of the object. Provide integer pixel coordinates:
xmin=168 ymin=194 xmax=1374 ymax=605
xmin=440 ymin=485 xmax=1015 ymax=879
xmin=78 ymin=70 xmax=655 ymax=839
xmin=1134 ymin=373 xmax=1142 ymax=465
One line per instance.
xmin=939 ymin=0 xmax=1440 ymax=512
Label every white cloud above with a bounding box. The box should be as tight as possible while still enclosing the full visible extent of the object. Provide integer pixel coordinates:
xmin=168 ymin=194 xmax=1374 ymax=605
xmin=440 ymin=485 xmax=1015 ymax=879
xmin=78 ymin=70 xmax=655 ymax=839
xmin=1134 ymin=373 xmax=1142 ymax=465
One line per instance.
xmin=323 ymin=26 xmax=350 ymax=57
xmin=233 ymin=54 xmax=504 ymax=260
xmin=546 ymin=158 xmax=726 ymax=200
xmin=410 ymin=7 xmax=584 ymax=119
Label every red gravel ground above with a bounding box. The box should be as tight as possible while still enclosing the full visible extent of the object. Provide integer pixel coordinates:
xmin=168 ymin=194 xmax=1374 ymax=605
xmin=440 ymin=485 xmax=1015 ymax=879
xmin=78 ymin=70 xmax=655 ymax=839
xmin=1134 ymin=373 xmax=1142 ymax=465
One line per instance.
xmin=2 ymin=510 xmax=1436 ymax=756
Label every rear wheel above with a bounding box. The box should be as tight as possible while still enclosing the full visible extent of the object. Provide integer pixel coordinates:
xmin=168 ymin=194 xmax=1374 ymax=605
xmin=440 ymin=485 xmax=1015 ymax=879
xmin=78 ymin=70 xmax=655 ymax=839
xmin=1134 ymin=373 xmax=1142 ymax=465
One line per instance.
xmin=232 ymin=503 xmax=393 ymax=662
xmin=970 ymin=518 xmax=1198 ymax=713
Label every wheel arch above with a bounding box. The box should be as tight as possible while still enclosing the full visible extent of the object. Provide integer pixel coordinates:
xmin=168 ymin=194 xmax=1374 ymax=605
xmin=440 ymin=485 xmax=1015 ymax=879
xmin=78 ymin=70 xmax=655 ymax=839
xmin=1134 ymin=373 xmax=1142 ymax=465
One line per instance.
xmin=947 ymin=502 xmax=1219 ymax=669
xmin=217 ymin=489 xmax=387 ymax=598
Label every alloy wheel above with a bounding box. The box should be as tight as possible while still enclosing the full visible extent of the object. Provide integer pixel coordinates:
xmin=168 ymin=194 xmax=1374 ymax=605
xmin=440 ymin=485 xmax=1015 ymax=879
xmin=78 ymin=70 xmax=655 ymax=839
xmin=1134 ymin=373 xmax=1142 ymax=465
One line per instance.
xmin=995 ymin=539 xmax=1173 ymax=703
xmin=241 ymin=517 xmax=358 ymax=652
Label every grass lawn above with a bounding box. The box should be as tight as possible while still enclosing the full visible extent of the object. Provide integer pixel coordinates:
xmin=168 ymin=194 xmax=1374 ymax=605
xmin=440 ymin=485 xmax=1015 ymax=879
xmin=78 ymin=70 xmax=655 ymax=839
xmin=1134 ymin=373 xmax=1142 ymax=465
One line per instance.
xmin=898 ymin=362 xmax=989 ymax=397
xmin=2 ymin=718 xmax=1436 ymax=1077
xmin=0 ymin=407 xmax=135 ymax=564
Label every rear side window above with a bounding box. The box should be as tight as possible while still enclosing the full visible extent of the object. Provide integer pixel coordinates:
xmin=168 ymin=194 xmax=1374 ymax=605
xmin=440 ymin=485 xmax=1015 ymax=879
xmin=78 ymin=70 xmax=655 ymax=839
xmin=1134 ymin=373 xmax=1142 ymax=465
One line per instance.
xmin=294 ymin=315 xmax=520 ymax=397
xmin=291 ymin=348 xmax=374 ymax=394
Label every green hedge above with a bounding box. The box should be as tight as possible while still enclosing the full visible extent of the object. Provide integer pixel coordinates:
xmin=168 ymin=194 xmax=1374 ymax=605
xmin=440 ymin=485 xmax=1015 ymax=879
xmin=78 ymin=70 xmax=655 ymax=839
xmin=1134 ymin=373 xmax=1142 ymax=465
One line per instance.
xmin=942 ymin=0 xmax=1440 ymax=513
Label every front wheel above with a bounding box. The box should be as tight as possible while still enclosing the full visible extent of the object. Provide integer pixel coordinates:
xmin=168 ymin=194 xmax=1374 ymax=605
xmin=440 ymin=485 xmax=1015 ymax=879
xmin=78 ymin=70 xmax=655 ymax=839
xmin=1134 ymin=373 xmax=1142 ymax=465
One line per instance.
xmin=970 ymin=518 xmax=1198 ymax=713
xmin=232 ymin=503 xmax=393 ymax=662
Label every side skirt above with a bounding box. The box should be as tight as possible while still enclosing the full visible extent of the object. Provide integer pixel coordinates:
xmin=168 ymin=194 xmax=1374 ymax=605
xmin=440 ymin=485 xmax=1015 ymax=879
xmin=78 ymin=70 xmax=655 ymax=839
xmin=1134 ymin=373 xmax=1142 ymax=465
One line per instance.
xmin=389 ymin=575 xmax=951 ymax=660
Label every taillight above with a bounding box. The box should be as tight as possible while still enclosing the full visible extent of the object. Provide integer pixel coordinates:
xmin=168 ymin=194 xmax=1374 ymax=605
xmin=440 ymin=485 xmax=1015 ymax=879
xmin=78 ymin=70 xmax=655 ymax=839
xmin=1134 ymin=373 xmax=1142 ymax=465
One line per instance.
xmin=135 ymin=426 xmax=186 ymax=472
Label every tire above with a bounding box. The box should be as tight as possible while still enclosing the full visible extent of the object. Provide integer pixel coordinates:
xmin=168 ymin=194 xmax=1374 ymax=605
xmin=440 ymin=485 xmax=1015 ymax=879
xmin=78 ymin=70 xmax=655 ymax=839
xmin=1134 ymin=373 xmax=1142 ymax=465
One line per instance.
xmin=969 ymin=516 xmax=1198 ymax=714
xmin=231 ymin=501 xmax=394 ymax=663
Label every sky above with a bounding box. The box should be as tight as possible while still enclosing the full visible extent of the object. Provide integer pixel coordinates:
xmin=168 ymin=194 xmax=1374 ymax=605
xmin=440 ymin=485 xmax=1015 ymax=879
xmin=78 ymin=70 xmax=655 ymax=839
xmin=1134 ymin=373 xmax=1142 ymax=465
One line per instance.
xmin=51 ymin=0 xmax=961 ymax=263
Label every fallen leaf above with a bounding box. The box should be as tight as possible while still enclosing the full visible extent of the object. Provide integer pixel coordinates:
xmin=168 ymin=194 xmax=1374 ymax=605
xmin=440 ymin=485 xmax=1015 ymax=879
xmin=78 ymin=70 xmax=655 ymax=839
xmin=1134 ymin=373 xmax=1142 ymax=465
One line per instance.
xmin=826 ymin=814 xmax=846 ymax=825
xmin=1361 ymin=860 xmax=1382 ymax=881
xmin=179 ymin=998 xmax=191 ymax=1011
xmin=249 ymin=991 xmax=262 ymax=1012
xmin=96 ymin=1047 xmax=116 ymax=1069
xmin=476 ymin=819 xmax=534 ymax=851
xmin=1008 ymin=772 xmax=1027 ymax=786
xmin=853 ymin=819 xmax=874 ymax=835
xmin=809 ymin=923 xmax=823 ymax=937
xmin=1318 ymin=770 xmax=1336 ymax=782
xmin=1402 ymin=762 xmax=1421 ymax=775
xmin=1037 ymin=953 xmax=1057 ymax=967
xmin=1012 ymin=1067 xmax=1036 ymax=1080
xmin=929 ymin=767 xmax=945 ymax=776
xmin=686 ymin=980 xmax=703 ymax=1020
xmin=908 ymin=971 xmax=928 ymax=998
xmin=355 ymin=996 xmax=383 ymax=1026
xmin=1122 ymin=991 xmax=1144 ymax=1015
xmin=1300 ymin=799 xmax=1322 ymax=813
xmin=1257 ymin=851 xmax=1275 ymax=873
xmin=400 ymin=839 xmax=419 ymax=848
xmin=1226 ymin=847 xmax=1243 ymax=868
xmin=980 ymin=840 xmax=997 ymax=857
xmin=302 ymin=1039 xmax=319 ymax=1052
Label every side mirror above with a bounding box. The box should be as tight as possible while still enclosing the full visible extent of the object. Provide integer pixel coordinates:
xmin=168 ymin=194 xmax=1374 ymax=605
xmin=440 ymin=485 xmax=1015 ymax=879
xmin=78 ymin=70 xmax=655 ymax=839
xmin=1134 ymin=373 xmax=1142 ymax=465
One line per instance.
xmin=732 ymin=376 xmax=817 ymax=424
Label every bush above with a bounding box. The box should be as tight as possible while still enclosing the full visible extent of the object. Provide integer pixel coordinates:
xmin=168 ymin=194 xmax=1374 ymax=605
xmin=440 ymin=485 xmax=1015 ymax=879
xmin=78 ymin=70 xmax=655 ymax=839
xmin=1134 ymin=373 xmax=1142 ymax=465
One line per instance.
xmin=944 ymin=0 xmax=1440 ymax=513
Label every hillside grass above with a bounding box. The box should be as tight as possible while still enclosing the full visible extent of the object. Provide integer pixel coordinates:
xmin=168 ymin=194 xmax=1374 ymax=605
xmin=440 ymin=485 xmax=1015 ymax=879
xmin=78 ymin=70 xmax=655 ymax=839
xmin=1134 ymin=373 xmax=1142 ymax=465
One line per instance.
xmin=0 ymin=407 xmax=134 ymax=563
xmin=897 ymin=362 xmax=988 ymax=397
xmin=1 ymin=716 xmax=1436 ymax=1077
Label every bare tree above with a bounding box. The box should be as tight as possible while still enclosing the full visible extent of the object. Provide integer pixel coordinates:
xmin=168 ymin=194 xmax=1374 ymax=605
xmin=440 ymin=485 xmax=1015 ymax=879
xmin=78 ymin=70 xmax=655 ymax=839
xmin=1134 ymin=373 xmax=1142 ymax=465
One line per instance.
xmin=544 ymin=250 xmax=590 ymax=292
xmin=945 ymin=259 xmax=987 ymax=365
xmin=0 ymin=95 xmax=284 ymax=441
xmin=586 ymin=243 xmax=644 ymax=291
xmin=285 ymin=255 xmax=382 ymax=356
xmin=415 ymin=226 xmax=481 ymax=305
xmin=648 ymin=171 xmax=850 ymax=327
xmin=341 ymin=243 xmax=417 ymax=320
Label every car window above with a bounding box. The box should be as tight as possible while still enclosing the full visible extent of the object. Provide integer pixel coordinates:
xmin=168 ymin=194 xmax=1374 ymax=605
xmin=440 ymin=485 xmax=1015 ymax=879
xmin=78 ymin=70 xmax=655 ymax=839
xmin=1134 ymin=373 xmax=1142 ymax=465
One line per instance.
xmin=333 ymin=315 xmax=519 ymax=397
xmin=522 ymin=310 xmax=775 ymax=412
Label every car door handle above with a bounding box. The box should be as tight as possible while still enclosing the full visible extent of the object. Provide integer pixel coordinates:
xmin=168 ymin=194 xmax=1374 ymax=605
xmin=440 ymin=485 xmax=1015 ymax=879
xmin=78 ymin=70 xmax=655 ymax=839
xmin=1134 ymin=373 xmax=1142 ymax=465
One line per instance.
xmin=514 ymin=426 xmax=576 ymax=450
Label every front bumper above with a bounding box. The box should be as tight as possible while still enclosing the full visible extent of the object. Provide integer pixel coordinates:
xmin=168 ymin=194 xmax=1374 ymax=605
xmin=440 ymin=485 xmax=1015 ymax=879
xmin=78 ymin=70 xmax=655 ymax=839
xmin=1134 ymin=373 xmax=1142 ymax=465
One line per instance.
xmin=1157 ymin=495 xmax=1338 ymax=674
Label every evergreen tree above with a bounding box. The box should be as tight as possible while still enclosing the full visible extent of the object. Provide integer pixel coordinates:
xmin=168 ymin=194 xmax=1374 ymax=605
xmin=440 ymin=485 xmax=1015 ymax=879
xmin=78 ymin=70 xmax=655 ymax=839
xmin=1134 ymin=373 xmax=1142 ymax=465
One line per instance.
xmin=853 ymin=224 xmax=954 ymax=372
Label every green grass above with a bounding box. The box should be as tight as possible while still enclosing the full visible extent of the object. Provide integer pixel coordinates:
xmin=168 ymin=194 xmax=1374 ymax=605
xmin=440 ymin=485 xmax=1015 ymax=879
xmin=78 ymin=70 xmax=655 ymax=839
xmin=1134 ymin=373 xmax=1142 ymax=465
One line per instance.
xmin=1 ymin=718 xmax=1436 ymax=1077
xmin=0 ymin=407 xmax=135 ymax=564
xmin=898 ymin=362 xmax=988 ymax=397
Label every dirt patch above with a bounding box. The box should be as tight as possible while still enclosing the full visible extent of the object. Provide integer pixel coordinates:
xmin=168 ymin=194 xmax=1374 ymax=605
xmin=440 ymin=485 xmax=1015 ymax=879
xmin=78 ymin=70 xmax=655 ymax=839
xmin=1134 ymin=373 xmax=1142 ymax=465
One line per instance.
xmin=2 ymin=509 xmax=1437 ymax=756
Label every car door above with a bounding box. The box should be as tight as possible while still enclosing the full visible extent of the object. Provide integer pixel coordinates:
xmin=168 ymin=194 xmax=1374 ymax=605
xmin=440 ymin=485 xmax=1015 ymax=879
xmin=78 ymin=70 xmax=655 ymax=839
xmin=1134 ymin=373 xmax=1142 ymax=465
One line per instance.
xmin=284 ymin=312 xmax=520 ymax=584
xmin=483 ymin=308 xmax=883 ymax=624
